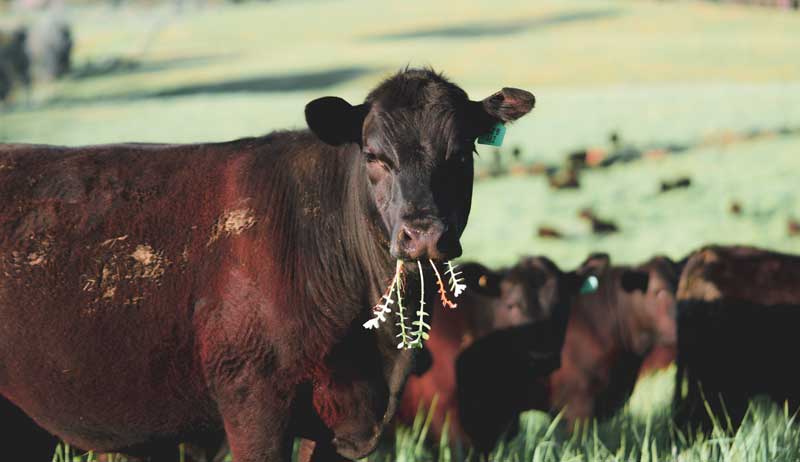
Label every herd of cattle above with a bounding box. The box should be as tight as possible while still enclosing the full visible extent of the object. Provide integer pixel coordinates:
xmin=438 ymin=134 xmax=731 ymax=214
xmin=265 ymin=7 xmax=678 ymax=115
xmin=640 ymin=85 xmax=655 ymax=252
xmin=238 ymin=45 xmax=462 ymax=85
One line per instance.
xmin=399 ymin=244 xmax=800 ymax=453
xmin=0 ymin=68 xmax=797 ymax=462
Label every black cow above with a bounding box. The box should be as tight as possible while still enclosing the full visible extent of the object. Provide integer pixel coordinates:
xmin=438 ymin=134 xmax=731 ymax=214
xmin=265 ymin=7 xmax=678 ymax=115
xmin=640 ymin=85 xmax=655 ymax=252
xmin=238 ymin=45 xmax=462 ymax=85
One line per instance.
xmin=0 ymin=68 xmax=534 ymax=462
xmin=454 ymin=256 xmax=599 ymax=454
xmin=673 ymin=245 xmax=800 ymax=431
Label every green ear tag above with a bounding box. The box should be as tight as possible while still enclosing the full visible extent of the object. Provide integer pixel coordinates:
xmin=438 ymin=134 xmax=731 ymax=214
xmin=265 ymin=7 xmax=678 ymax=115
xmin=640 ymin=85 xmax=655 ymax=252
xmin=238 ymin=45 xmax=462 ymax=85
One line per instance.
xmin=477 ymin=123 xmax=506 ymax=146
xmin=580 ymin=275 xmax=599 ymax=294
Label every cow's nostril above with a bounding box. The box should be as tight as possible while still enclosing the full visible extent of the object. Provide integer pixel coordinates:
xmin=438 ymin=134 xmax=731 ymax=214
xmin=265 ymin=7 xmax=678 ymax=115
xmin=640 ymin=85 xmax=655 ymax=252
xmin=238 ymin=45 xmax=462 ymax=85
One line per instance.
xmin=399 ymin=226 xmax=412 ymax=243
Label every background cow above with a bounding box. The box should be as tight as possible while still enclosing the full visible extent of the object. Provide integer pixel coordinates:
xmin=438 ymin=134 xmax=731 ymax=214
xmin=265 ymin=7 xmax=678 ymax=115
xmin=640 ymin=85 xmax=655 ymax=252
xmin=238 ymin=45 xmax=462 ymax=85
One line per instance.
xmin=548 ymin=253 xmax=680 ymax=425
xmin=673 ymin=245 xmax=800 ymax=431
xmin=447 ymin=253 xmax=680 ymax=452
xmin=454 ymin=255 xmax=600 ymax=454
xmin=0 ymin=69 xmax=534 ymax=462
xmin=397 ymin=262 xmax=501 ymax=442
xmin=398 ymin=258 xmax=585 ymax=443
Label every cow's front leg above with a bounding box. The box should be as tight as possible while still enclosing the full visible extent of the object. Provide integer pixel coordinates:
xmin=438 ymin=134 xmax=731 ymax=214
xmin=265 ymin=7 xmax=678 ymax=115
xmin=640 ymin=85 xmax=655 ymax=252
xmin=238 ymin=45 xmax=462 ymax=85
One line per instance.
xmin=215 ymin=378 xmax=294 ymax=462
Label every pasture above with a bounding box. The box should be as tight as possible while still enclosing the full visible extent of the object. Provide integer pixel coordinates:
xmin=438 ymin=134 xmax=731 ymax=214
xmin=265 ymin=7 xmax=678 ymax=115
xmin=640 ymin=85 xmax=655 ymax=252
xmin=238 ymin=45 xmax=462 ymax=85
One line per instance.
xmin=1 ymin=0 xmax=800 ymax=460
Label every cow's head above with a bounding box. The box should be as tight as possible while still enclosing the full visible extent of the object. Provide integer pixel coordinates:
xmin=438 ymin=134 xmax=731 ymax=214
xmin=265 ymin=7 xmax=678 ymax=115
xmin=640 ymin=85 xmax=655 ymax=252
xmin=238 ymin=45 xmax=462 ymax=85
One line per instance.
xmin=474 ymin=256 xmax=598 ymax=331
xmin=305 ymin=69 xmax=534 ymax=262
xmin=462 ymin=256 xmax=600 ymax=341
xmin=619 ymin=256 xmax=680 ymax=353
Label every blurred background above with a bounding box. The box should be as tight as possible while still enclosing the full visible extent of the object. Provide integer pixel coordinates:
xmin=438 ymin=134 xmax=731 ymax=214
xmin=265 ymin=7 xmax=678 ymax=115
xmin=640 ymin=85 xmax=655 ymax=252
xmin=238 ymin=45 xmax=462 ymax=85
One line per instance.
xmin=1 ymin=1 xmax=799 ymax=459
xmin=2 ymin=0 xmax=799 ymax=272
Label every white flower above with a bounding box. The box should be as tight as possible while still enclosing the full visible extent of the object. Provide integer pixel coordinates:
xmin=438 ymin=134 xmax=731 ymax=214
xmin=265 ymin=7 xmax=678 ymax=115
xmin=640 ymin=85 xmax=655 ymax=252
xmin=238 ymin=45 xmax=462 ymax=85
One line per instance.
xmin=363 ymin=317 xmax=381 ymax=330
xmin=446 ymin=261 xmax=467 ymax=298
xmin=364 ymin=261 xmax=403 ymax=332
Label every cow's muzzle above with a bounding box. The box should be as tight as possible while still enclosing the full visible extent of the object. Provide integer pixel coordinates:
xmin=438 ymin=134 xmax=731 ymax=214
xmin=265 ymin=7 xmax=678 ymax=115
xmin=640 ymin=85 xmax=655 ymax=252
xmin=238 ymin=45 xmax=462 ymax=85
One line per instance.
xmin=391 ymin=219 xmax=461 ymax=262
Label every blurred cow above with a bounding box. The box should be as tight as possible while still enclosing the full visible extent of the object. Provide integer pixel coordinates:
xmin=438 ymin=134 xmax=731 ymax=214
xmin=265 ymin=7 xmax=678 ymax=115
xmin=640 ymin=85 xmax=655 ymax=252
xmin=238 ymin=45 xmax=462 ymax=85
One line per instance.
xmin=548 ymin=254 xmax=680 ymax=425
xmin=0 ymin=27 xmax=30 ymax=102
xmin=398 ymin=257 xmax=597 ymax=448
xmin=447 ymin=253 xmax=680 ymax=452
xmin=578 ymin=208 xmax=619 ymax=235
xmin=673 ymin=245 xmax=800 ymax=431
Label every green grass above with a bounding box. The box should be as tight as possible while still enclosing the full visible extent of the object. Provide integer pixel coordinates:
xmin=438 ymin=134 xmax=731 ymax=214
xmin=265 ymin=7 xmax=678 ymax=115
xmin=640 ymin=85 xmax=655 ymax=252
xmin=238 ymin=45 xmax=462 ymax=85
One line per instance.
xmin=2 ymin=0 xmax=800 ymax=460
xmin=464 ymin=134 xmax=800 ymax=268
xmin=51 ymin=368 xmax=800 ymax=462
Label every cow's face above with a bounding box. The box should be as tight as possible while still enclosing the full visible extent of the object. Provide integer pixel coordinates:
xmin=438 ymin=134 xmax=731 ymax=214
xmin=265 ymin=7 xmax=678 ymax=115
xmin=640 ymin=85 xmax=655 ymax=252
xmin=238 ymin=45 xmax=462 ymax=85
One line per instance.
xmin=467 ymin=256 xmax=598 ymax=333
xmin=619 ymin=257 xmax=679 ymax=353
xmin=305 ymin=69 xmax=534 ymax=261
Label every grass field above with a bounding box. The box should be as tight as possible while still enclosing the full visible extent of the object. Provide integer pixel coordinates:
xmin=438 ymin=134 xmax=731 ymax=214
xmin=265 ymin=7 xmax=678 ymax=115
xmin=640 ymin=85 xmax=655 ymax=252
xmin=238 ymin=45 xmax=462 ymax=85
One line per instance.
xmin=2 ymin=0 xmax=800 ymax=460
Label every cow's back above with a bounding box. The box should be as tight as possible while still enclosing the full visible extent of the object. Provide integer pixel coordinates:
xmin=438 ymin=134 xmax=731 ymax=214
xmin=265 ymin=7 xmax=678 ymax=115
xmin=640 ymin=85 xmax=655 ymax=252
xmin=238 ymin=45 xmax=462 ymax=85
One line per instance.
xmin=0 ymin=139 xmax=275 ymax=449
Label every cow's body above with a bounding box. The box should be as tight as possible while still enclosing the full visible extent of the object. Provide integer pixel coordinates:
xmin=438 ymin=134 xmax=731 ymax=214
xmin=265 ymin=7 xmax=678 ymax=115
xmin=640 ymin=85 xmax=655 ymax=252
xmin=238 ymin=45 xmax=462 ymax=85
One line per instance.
xmin=0 ymin=134 xmax=409 ymax=458
xmin=0 ymin=69 xmax=535 ymax=461
xmin=673 ymin=245 xmax=800 ymax=430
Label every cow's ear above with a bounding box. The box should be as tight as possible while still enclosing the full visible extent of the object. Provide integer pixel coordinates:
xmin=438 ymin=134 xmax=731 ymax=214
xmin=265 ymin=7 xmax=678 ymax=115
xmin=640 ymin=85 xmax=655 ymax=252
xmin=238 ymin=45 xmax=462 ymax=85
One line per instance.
xmin=620 ymin=270 xmax=650 ymax=293
xmin=460 ymin=263 xmax=502 ymax=297
xmin=480 ymin=87 xmax=535 ymax=123
xmin=305 ymin=97 xmax=369 ymax=146
xmin=578 ymin=253 xmax=611 ymax=275
xmin=564 ymin=253 xmax=610 ymax=295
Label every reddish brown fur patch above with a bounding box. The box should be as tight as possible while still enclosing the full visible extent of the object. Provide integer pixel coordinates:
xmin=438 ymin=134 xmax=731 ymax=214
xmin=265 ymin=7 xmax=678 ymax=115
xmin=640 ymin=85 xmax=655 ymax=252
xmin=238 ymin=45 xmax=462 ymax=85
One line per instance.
xmin=678 ymin=246 xmax=800 ymax=305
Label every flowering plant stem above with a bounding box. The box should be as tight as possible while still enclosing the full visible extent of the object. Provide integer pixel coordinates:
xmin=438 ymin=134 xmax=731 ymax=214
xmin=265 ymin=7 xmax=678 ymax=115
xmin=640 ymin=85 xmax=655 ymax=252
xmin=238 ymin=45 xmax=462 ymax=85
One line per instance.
xmin=363 ymin=259 xmax=466 ymax=350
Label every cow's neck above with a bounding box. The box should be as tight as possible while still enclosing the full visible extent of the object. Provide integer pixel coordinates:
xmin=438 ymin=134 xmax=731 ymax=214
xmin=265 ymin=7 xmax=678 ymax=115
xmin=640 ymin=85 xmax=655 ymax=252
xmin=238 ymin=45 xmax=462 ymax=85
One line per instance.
xmin=292 ymin=140 xmax=429 ymax=350
xmin=299 ymin=140 xmax=422 ymax=446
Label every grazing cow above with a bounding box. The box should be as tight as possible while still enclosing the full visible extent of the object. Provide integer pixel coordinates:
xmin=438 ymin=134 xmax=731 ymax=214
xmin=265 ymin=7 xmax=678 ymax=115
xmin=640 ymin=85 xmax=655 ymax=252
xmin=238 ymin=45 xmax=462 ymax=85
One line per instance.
xmin=0 ymin=69 xmax=534 ymax=462
xmin=729 ymin=201 xmax=743 ymax=216
xmin=547 ymin=165 xmax=580 ymax=190
xmin=659 ymin=177 xmax=692 ymax=193
xmin=673 ymin=245 xmax=800 ymax=431
xmin=788 ymin=218 xmax=800 ymax=237
xmin=398 ymin=256 xmax=600 ymax=449
xmin=537 ymin=225 xmax=564 ymax=239
xmin=578 ymin=208 xmax=619 ymax=235
xmin=452 ymin=254 xmax=680 ymax=452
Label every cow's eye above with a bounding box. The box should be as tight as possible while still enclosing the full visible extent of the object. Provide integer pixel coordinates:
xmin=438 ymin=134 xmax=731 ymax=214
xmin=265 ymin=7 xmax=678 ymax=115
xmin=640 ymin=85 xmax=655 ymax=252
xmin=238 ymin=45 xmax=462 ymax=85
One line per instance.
xmin=364 ymin=150 xmax=395 ymax=171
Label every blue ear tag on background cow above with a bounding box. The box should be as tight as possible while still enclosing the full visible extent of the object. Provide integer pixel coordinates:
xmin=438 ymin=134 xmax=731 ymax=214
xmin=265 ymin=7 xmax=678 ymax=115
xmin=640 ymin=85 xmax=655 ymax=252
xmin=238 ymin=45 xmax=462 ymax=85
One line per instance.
xmin=477 ymin=123 xmax=506 ymax=146
xmin=580 ymin=275 xmax=599 ymax=294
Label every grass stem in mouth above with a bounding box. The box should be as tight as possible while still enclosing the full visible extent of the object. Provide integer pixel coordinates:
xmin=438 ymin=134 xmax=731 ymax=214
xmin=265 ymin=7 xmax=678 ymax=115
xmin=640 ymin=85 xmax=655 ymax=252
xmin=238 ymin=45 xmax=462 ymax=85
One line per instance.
xmin=395 ymin=261 xmax=411 ymax=349
xmin=365 ymin=260 xmax=465 ymax=349
xmin=446 ymin=261 xmax=466 ymax=298
xmin=430 ymin=259 xmax=457 ymax=309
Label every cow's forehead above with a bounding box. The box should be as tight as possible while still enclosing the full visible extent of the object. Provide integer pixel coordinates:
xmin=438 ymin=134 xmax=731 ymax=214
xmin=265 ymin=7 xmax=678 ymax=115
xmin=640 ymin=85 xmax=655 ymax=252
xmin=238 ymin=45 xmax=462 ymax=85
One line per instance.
xmin=366 ymin=69 xmax=471 ymax=112
xmin=366 ymin=107 xmax=469 ymax=164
